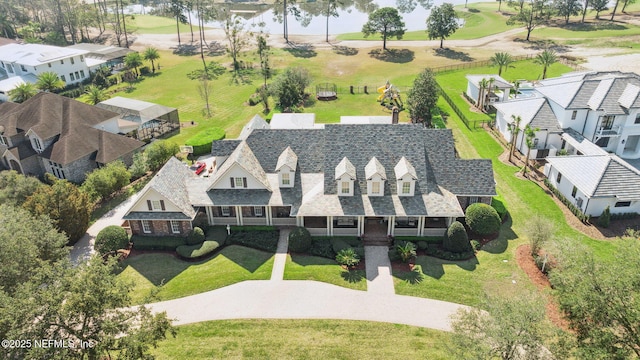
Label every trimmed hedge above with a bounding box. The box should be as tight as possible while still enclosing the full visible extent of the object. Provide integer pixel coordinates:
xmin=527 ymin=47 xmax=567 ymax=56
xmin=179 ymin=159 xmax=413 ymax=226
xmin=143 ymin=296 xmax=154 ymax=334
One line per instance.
xmin=187 ymin=227 xmax=205 ymax=245
xmin=425 ymin=245 xmax=475 ymax=261
xmin=131 ymin=235 xmax=187 ymax=251
xmin=176 ymin=240 xmax=222 ymax=259
xmin=443 ymin=221 xmax=472 ymax=253
xmin=544 ymin=179 xmax=590 ymax=223
xmin=394 ymin=236 xmax=443 ymax=245
xmin=230 ymin=225 xmax=276 ymax=232
xmin=288 ymin=227 xmax=312 ymax=252
xmin=465 ymin=203 xmax=501 ymax=236
xmin=185 ymin=127 xmax=225 ymax=156
xmin=227 ymin=230 xmax=279 ymax=252
xmin=328 ymin=237 xmax=364 ymax=259
xmin=309 ymin=238 xmax=335 ymax=259
xmin=611 ymin=212 xmax=639 ymax=220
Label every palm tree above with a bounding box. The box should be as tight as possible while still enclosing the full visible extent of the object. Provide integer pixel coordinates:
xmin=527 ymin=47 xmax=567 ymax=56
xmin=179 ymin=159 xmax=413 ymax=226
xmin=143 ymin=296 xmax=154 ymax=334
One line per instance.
xmin=124 ymin=52 xmax=143 ymax=76
xmin=522 ymin=124 xmax=540 ymax=175
xmin=9 ymin=82 xmax=38 ymax=103
xmin=85 ymin=85 xmax=107 ymax=105
xmin=508 ymin=115 xmax=522 ymax=163
xmin=143 ymin=47 xmax=160 ymax=73
xmin=477 ymin=78 xmax=489 ymax=110
xmin=535 ymin=50 xmax=557 ymax=80
xmin=490 ymin=52 xmax=514 ymax=76
xmin=36 ymin=72 xmax=65 ymax=93
xmin=512 ymin=80 xmax=521 ymax=99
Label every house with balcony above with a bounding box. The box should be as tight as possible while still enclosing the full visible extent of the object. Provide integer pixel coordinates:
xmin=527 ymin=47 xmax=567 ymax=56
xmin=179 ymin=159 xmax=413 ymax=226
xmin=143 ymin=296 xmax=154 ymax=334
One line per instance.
xmin=124 ymin=117 xmax=496 ymax=240
xmin=0 ymin=92 xmax=144 ymax=182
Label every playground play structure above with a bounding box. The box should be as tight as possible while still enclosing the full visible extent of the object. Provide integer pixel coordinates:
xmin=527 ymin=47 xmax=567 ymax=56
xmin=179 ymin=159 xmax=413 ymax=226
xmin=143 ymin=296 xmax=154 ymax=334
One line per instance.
xmin=377 ymin=81 xmax=404 ymax=110
xmin=316 ymin=83 xmax=338 ymax=101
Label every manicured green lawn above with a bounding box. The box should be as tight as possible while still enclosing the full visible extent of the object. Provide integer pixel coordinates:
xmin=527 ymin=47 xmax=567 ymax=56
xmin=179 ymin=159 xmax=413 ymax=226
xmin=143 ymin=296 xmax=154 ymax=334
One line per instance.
xmin=284 ymin=254 xmax=367 ymax=291
xmin=151 ymin=319 xmax=453 ymax=359
xmin=118 ymin=245 xmax=274 ymax=304
xmin=535 ymin=21 xmax=640 ymax=39
xmin=130 ymin=15 xmax=206 ymax=35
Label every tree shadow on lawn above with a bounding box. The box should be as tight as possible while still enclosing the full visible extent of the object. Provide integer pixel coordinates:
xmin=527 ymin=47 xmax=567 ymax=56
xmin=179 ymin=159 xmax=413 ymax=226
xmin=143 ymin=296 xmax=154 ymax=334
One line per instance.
xmin=284 ymin=42 xmax=317 ymax=58
xmin=369 ymin=48 xmax=415 ymax=63
xmin=290 ymin=253 xmax=338 ymax=267
xmin=206 ymin=41 xmax=226 ymax=56
xmin=395 ymin=267 xmax=424 ymax=284
xmin=341 ymin=269 xmax=365 ymax=283
xmin=433 ymin=48 xmax=473 ymax=62
xmin=397 ymin=255 xmax=480 ymax=281
xmin=172 ymin=44 xmax=199 ymax=56
xmin=481 ymin=215 xmax=518 ymax=254
xmin=332 ymin=45 xmax=358 ymax=56
xmin=515 ymin=38 xmax=570 ymax=53
xmin=219 ymin=245 xmax=275 ymax=273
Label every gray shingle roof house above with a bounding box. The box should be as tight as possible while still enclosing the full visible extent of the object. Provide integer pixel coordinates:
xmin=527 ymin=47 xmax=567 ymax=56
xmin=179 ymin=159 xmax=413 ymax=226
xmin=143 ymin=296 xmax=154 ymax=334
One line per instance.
xmin=126 ymin=119 xmax=496 ymax=239
xmin=0 ymin=92 xmax=144 ymax=183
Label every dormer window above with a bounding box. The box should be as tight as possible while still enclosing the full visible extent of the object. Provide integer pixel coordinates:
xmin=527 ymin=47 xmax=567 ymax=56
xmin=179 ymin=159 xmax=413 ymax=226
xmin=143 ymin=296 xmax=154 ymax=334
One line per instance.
xmin=147 ymin=199 xmax=165 ymax=211
xmin=394 ymin=157 xmax=417 ymax=197
xmin=365 ymin=157 xmax=386 ymax=197
xmin=276 ymin=146 xmax=297 ymax=188
xmin=335 ymin=157 xmax=356 ymax=197
xmin=231 ymin=177 xmax=247 ymax=188
xmin=31 ymin=135 xmax=43 ymax=153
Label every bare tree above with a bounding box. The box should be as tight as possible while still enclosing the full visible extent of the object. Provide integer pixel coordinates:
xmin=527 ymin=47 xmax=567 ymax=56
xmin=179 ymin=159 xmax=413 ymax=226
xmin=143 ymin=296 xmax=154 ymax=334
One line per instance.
xmin=198 ymin=76 xmax=213 ymax=117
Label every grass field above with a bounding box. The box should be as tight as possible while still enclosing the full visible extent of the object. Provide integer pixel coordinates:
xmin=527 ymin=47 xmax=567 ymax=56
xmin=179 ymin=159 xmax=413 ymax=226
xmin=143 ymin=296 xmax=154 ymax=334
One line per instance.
xmin=150 ymin=319 xmax=453 ymax=359
xmin=283 ymin=254 xmax=367 ymax=291
xmin=118 ymin=245 xmax=274 ymax=304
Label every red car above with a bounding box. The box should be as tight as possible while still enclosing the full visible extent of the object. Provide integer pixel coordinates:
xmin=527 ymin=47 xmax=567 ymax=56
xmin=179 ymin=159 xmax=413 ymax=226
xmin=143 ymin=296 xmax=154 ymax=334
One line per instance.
xmin=194 ymin=162 xmax=207 ymax=175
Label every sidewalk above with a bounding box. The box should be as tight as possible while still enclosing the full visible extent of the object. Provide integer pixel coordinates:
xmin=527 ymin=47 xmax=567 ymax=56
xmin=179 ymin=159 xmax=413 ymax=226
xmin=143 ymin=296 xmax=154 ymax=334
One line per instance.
xmin=364 ymin=246 xmax=395 ymax=295
xmin=271 ymin=229 xmax=290 ymax=281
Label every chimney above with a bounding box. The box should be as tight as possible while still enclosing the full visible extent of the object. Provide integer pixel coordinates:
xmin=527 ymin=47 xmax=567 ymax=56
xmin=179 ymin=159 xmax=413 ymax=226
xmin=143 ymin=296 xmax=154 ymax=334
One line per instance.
xmin=391 ymin=107 xmax=399 ymax=124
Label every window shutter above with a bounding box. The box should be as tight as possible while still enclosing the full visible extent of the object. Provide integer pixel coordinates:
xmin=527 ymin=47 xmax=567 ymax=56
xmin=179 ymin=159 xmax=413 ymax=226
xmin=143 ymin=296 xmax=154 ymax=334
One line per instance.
xmin=147 ymin=200 xmax=152 ymax=210
xmin=160 ymin=200 xmax=165 ymax=211
xmin=230 ymin=178 xmax=235 ymax=188
xmin=243 ymin=177 xmax=247 ymax=188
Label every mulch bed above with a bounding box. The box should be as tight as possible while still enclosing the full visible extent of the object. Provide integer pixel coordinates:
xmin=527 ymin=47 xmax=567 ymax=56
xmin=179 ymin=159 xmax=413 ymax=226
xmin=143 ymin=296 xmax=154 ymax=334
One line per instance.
xmin=516 ymin=244 xmax=570 ymax=331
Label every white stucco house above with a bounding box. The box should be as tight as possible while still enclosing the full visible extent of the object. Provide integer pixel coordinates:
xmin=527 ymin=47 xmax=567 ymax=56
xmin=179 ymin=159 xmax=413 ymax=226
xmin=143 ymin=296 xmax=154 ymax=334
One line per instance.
xmin=465 ymin=74 xmax=513 ymax=107
xmin=124 ymin=114 xmax=497 ymax=240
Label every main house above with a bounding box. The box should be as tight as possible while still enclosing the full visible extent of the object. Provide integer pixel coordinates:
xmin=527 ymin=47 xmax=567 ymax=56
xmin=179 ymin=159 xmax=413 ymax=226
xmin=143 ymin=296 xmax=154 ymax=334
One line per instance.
xmin=124 ymin=118 xmax=496 ymax=238
xmin=0 ymin=92 xmax=144 ymax=182
xmin=476 ymin=71 xmax=640 ymax=216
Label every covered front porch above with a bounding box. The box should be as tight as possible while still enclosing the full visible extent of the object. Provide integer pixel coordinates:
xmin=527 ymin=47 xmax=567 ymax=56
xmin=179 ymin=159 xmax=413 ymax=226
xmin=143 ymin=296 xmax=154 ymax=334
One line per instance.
xmin=204 ymin=205 xmax=296 ymax=226
xmin=300 ymin=215 xmax=453 ymax=237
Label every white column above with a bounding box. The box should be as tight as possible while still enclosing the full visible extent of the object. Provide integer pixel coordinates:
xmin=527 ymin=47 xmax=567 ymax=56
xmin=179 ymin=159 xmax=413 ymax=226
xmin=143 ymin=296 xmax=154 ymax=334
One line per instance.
xmin=417 ymin=216 xmax=425 ymax=236
xmin=327 ymin=216 xmax=333 ymax=236
xmin=447 ymin=217 xmax=454 ymax=227
xmin=205 ymin=206 xmax=214 ymax=225
xmin=296 ymin=216 xmax=303 ymax=227
xmin=236 ymin=206 xmax=243 ymax=226
xmin=266 ymin=206 xmax=272 ymax=226
xmin=388 ymin=216 xmax=396 ymax=236
xmin=358 ymin=216 xmax=364 ymax=236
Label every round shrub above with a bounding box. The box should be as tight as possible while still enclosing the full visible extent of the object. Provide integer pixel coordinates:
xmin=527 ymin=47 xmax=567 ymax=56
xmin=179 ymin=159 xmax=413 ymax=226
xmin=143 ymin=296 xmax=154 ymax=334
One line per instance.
xmin=288 ymin=226 xmax=312 ymax=253
xmin=417 ymin=241 xmax=429 ymax=251
xmin=465 ymin=203 xmax=501 ymax=236
xmin=95 ymin=225 xmax=129 ymax=255
xmin=187 ymin=227 xmax=205 ymax=245
xmin=598 ymin=206 xmax=611 ymax=228
xmin=444 ymin=221 xmax=472 ymax=253
xmin=185 ymin=127 xmax=225 ymax=156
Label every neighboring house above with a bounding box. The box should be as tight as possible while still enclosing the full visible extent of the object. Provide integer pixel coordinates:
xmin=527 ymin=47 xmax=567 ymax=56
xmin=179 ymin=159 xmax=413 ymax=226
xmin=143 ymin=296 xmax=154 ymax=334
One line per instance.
xmin=66 ymin=43 xmax=134 ymax=71
xmin=95 ymin=97 xmax=180 ymax=141
xmin=544 ymin=154 xmax=640 ymax=216
xmin=123 ymin=157 xmax=198 ymax=237
xmin=465 ymin=74 xmax=513 ymax=107
xmin=0 ymin=92 xmax=144 ymax=183
xmin=270 ymin=113 xmax=319 ymax=129
xmin=0 ymin=43 xmax=100 ymax=101
xmin=126 ymin=118 xmax=497 ymax=239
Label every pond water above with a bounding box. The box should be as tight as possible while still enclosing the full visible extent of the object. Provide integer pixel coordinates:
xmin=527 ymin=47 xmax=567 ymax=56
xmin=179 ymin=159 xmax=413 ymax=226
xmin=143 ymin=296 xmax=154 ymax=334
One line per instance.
xmin=127 ymin=0 xmax=488 ymax=36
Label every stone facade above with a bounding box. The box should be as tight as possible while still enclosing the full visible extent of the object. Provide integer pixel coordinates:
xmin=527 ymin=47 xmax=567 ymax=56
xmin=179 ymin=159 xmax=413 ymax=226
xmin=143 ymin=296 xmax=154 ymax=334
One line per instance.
xmin=130 ymin=219 xmax=191 ymax=237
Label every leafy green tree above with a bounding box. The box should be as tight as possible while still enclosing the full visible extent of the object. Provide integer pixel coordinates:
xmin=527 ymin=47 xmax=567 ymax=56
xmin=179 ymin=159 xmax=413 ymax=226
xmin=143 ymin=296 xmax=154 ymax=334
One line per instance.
xmin=444 ymin=221 xmax=471 ymax=253
xmin=90 ymin=66 xmax=112 ymax=89
xmin=129 ymin=152 xmax=149 ymax=179
xmin=257 ymin=34 xmax=272 ymax=87
xmin=8 ymin=82 xmax=38 ymax=103
xmin=426 ymin=3 xmax=459 ymax=49
xmin=553 ymin=0 xmax=583 ymax=24
xmin=361 ymin=7 xmax=406 ymax=50
xmin=465 ymin=203 xmax=501 ymax=236
xmin=84 ymin=84 xmax=107 ymax=105
xmin=0 ymin=205 xmax=68 ymax=294
xmin=490 ymin=52 xmax=514 ymax=76
xmin=95 ymin=225 xmax=129 ymax=255
xmin=535 ymin=49 xmax=557 ymax=79
xmin=597 ymin=206 xmax=611 ymax=228
xmin=36 ymin=71 xmax=66 ymax=92
xmin=169 ymin=0 xmax=188 ymax=45
xmin=23 ymin=178 xmax=92 ymax=245
xmin=507 ymin=0 xmax=551 ymax=41
xmin=145 ymin=140 xmax=180 ymax=171
xmin=590 ymin=0 xmax=609 ymax=18
xmin=451 ymin=291 xmax=556 ymax=360
xmin=476 ymin=78 xmax=489 ymax=110
xmin=550 ymin=239 xmax=640 ymax=358
xmin=524 ymin=214 xmax=554 ymax=256
xmin=621 ymin=0 xmax=636 ymax=12
xmin=271 ymin=66 xmax=312 ymax=111
xmin=124 ymin=52 xmax=143 ymax=76
xmin=0 ymin=170 xmax=43 ymax=206
xmin=81 ymin=160 xmax=131 ymax=202
xmin=187 ymin=61 xmax=226 ymax=81
xmin=222 ymin=13 xmax=251 ymax=74
xmin=1 ymin=256 xmax=176 ymax=359
xmin=407 ymin=68 xmax=439 ymax=127
xmin=143 ymin=46 xmax=160 ymax=73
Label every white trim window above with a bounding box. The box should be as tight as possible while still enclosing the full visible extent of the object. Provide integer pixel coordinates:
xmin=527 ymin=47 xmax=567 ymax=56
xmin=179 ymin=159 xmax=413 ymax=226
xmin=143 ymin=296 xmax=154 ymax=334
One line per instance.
xmin=402 ymin=182 xmax=411 ymax=194
xmin=282 ymin=172 xmax=290 ymax=185
xmin=170 ymin=220 xmax=181 ymax=234
xmin=221 ymin=206 xmax=231 ymax=216
xmin=254 ymin=206 xmax=263 ymax=217
xmin=31 ymin=136 xmax=43 ymax=152
xmin=235 ymin=177 xmax=244 ymax=188
xmin=341 ymin=181 xmax=350 ymax=194
xmin=372 ymin=181 xmax=381 ymax=194
xmin=151 ymin=200 xmax=162 ymax=210
xmin=141 ymin=220 xmax=151 ymax=233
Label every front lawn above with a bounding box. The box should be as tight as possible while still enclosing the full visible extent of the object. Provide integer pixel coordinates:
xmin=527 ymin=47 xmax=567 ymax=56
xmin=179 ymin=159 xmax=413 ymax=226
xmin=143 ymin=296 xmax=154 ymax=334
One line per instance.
xmin=150 ymin=319 xmax=453 ymax=359
xmin=118 ymin=245 xmax=274 ymax=304
xmin=284 ymin=254 xmax=367 ymax=291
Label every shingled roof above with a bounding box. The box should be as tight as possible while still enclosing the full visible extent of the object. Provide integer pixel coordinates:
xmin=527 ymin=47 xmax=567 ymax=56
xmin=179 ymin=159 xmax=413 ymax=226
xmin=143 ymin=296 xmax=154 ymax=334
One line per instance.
xmin=365 ymin=157 xmax=386 ymax=180
xmin=210 ymin=140 xmax=271 ymax=190
xmin=276 ymin=146 xmax=298 ymax=172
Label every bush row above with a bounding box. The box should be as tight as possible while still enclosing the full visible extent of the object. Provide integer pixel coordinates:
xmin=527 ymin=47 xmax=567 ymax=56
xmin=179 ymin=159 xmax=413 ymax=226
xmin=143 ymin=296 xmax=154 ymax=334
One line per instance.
xmin=131 ymin=235 xmax=187 ymax=251
xmin=425 ymin=244 xmax=475 ymax=261
xmin=544 ymin=179 xmax=590 ymax=223
xmin=611 ymin=212 xmax=639 ymax=220
xmin=230 ymin=225 xmax=276 ymax=232
xmin=394 ymin=236 xmax=443 ymax=245
xmin=227 ymin=230 xmax=279 ymax=252
xmin=186 ymin=127 xmax=226 ymax=156
xmin=329 ymin=237 xmax=364 ymax=260
xmin=176 ymin=240 xmax=223 ymax=259
xmin=308 ymin=238 xmax=335 ymax=259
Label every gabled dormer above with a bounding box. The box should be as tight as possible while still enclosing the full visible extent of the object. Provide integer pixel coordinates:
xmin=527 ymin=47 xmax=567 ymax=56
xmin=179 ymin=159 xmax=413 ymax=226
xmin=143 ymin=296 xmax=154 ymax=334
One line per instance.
xmin=276 ymin=146 xmax=297 ymax=188
xmin=209 ymin=141 xmax=272 ymax=191
xmin=394 ymin=156 xmax=417 ymax=196
xmin=335 ymin=157 xmax=356 ymax=196
xmin=25 ymin=129 xmax=44 ymax=153
xmin=365 ymin=157 xmax=386 ymax=196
